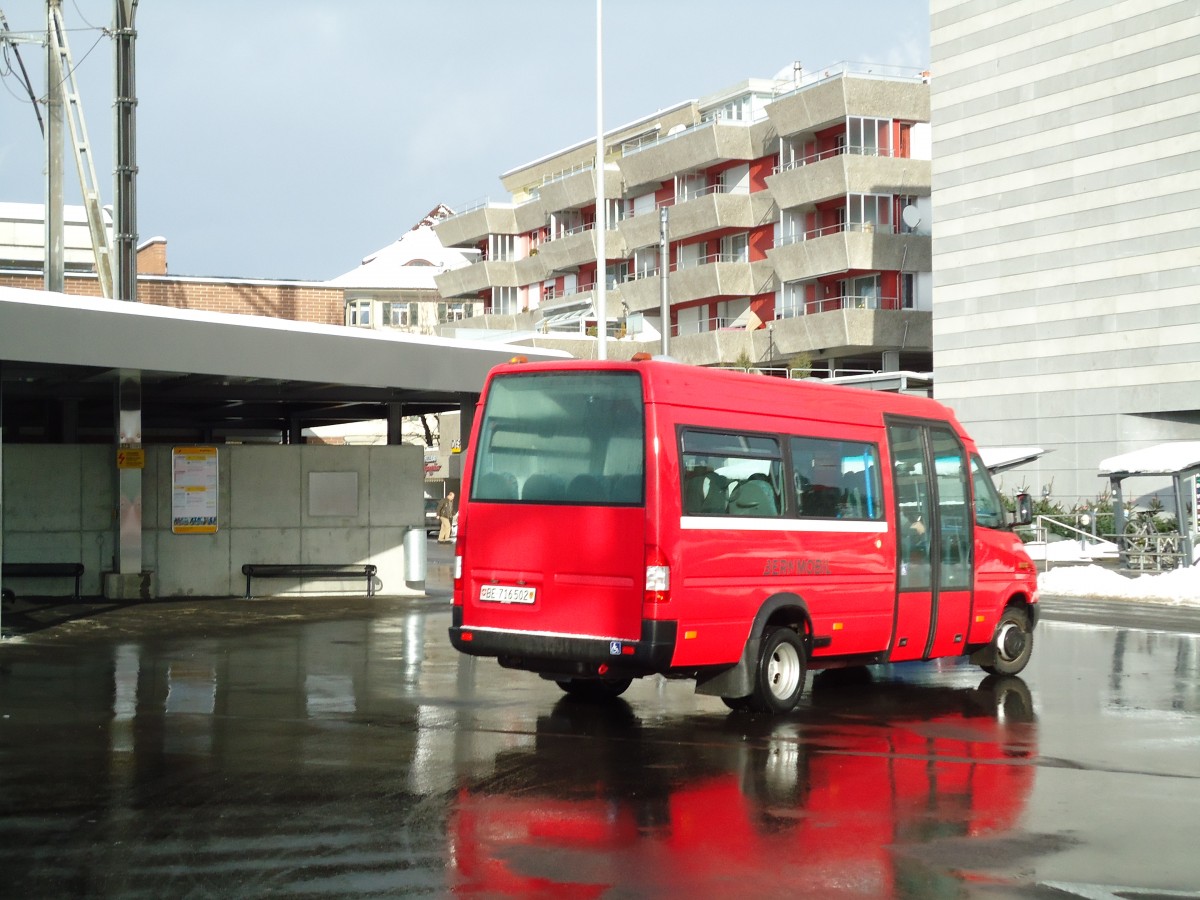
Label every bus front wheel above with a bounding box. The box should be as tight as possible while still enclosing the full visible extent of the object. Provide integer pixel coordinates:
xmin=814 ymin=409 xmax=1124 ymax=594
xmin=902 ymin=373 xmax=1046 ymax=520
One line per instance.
xmin=748 ymin=626 xmax=807 ymax=714
xmin=981 ymin=607 xmax=1034 ymax=676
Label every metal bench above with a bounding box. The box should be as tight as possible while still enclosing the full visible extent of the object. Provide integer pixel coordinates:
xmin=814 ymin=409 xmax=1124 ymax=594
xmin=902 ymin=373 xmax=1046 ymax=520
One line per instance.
xmin=1 ymin=562 xmax=85 ymax=601
xmin=241 ymin=563 xmax=377 ymax=599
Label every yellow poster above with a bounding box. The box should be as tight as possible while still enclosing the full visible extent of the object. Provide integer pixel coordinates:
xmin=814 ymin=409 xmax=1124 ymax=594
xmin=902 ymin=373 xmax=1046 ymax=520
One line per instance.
xmin=172 ymin=446 xmax=218 ymax=534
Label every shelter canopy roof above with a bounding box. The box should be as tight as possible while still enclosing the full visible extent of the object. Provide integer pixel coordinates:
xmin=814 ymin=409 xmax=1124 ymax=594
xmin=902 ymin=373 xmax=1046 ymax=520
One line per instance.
xmin=1097 ymin=442 xmax=1200 ymax=477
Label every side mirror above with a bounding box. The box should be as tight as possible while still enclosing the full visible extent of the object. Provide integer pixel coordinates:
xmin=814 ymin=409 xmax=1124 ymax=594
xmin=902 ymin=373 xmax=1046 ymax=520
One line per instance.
xmin=1014 ymin=492 xmax=1033 ymax=527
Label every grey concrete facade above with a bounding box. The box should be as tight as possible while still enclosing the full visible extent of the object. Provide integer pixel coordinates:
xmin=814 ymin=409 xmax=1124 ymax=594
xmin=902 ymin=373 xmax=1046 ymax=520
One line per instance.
xmin=2 ymin=443 xmax=424 ymax=599
xmin=930 ymin=0 xmax=1200 ymax=506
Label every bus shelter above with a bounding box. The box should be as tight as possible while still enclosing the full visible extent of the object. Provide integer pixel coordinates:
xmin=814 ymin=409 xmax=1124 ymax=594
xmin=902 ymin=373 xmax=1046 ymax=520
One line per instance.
xmin=1098 ymin=442 xmax=1200 ymax=571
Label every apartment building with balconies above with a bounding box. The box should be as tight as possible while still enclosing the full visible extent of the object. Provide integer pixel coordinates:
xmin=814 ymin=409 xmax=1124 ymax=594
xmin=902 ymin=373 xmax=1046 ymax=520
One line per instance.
xmin=433 ymin=62 xmax=933 ymax=377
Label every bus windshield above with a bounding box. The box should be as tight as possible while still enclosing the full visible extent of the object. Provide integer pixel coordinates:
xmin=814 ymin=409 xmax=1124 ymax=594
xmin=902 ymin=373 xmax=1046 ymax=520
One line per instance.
xmin=470 ymin=371 xmax=645 ymax=505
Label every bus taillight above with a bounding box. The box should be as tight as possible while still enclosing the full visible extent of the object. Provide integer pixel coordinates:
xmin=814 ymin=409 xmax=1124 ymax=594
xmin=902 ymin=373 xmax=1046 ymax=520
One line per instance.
xmin=453 ymin=535 xmax=464 ymax=607
xmin=644 ymin=546 xmax=671 ymax=604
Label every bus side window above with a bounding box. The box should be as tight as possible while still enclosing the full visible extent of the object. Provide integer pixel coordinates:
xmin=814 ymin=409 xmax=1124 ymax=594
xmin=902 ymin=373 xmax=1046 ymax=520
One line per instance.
xmin=679 ymin=428 xmax=781 ymax=517
xmin=790 ymin=437 xmax=883 ymax=520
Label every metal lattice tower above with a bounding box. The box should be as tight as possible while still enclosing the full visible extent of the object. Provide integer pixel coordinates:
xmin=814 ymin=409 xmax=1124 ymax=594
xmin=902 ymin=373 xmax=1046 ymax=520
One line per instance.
xmin=47 ymin=0 xmax=114 ymax=298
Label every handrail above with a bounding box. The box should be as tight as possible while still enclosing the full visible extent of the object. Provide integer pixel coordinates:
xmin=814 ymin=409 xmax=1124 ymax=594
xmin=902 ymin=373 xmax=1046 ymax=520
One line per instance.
xmin=1033 ymin=515 xmax=1106 ymax=546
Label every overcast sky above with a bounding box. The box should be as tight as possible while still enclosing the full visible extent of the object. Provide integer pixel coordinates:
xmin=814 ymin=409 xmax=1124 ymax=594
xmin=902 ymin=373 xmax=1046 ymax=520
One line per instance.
xmin=0 ymin=1 xmax=929 ymax=281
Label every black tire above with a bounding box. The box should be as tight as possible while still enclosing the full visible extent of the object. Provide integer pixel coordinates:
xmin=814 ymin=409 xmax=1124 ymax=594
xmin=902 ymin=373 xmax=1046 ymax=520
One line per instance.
xmin=981 ymin=607 xmax=1034 ymax=676
xmin=747 ymin=626 xmax=807 ymax=714
xmin=557 ymin=677 xmax=633 ymax=700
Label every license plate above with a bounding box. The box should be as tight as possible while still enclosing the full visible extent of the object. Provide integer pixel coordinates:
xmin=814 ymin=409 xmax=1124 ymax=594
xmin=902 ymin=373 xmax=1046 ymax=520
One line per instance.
xmin=480 ymin=584 xmax=536 ymax=604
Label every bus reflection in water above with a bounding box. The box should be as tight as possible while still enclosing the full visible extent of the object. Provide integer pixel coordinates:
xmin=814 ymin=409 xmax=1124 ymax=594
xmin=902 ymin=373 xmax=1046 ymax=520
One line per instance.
xmin=448 ymin=673 xmax=1037 ymax=896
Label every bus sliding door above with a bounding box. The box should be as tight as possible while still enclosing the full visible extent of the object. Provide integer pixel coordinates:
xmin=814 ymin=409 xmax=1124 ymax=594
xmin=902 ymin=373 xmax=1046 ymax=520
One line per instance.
xmin=887 ymin=422 xmax=973 ymax=662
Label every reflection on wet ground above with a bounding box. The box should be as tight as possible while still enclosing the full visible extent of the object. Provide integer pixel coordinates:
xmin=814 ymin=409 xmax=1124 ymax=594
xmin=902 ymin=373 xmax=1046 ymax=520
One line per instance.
xmin=0 ymin=594 xmax=1198 ymax=896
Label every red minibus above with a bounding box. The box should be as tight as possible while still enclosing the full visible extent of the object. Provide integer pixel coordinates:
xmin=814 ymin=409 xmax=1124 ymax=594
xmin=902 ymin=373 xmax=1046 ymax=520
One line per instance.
xmin=449 ymin=357 xmax=1037 ymax=714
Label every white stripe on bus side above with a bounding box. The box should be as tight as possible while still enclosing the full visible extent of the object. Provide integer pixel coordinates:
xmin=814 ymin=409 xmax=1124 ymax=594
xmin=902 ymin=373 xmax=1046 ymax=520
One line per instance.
xmin=679 ymin=516 xmax=889 ymax=533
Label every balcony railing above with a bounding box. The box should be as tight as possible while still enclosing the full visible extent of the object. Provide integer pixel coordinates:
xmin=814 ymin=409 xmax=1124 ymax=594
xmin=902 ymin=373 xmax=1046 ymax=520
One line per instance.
xmin=619 ymin=182 xmax=752 ymax=221
xmin=679 ymin=251 xmax=748 ymax=269
xmin=541 ymin=281 xmax=596 ymax=303
xmin=541 ymin=161 xmax=593 ymax=186
xmin=772 ymin=144 xmax=899 ymax=174
xmin=775 ymin=220 xmax=892 ymax=246
xmin=769 ymin=60 xmax=928 ymax=103
xmin=619 ymin=111 xmax=755 ymax=158
xmin=551 ymin=221 xmax=595 ymax=240
xmin=624 ymin=250 xmax=748 ymax=283
xmin=775 ymin=294 xmax=905 ymax=318
xmin=537 ymin=316 xmax=625 ymax=338
xmin=672 ymin=314 xmax=754 ymax=336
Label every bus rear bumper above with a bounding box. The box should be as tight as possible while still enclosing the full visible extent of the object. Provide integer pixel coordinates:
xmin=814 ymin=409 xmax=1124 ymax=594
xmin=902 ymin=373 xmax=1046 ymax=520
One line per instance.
xmin=449 ymin=610 xmax=677 ymax=679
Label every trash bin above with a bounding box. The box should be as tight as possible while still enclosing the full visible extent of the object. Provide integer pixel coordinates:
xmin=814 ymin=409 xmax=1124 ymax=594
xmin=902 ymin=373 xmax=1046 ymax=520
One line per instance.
xmin=404 ymin=526 xmax=427 ymax=585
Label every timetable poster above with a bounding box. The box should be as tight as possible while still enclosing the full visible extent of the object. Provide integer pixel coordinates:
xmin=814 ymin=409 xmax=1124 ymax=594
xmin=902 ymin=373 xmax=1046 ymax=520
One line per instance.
xmin=172 ymin=446 xmax=219 ymax=534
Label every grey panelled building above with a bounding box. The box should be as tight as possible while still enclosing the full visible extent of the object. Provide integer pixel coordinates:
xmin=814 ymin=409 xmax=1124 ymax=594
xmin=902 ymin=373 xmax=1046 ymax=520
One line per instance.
xmin=930 ymin=0 xmax=1200 ymax=507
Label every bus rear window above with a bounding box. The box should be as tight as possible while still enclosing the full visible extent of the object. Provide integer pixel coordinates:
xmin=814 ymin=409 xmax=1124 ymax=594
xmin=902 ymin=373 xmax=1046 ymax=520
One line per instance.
xmin=470 ymin=372 xmax=645 ymax=505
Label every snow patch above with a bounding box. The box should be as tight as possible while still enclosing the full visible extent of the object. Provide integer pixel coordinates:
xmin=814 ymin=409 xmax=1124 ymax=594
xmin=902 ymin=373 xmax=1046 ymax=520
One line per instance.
xmin=1038 ymin=564 xmax=1200 ymax=606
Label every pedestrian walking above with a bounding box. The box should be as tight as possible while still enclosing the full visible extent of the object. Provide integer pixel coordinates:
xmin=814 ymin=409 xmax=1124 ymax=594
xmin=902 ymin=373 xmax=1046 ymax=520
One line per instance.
xmin=437 ymin=492 xmax=456 ymax=543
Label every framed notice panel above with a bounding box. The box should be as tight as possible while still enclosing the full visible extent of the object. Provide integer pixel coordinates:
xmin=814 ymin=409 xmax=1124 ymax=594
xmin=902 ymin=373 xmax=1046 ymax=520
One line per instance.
xmin=172 ymin=446 xmax=219 ymax=534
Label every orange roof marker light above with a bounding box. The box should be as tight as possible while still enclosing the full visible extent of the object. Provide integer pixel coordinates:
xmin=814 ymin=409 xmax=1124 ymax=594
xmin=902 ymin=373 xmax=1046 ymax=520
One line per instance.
xmin=508 ymin=355 xmax=529 ymax=364
xmin=631 ymin=352 xmax=653 ymax=362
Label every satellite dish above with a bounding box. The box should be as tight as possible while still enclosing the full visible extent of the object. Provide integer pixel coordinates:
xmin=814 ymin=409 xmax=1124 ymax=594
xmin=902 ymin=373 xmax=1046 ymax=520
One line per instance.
xmin=666 ymin=124 xmax=686 ymax=136
xmin=901 ymin=205 xmax=921 ymax=231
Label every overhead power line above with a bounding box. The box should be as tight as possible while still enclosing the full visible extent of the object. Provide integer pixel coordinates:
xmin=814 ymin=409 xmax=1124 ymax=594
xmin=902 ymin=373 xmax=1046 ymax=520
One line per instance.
xmin=0 ymin=9 xmax=45 ymax=135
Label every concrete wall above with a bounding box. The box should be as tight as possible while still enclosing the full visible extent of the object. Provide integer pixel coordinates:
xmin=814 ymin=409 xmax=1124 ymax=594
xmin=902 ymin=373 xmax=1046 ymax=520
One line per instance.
xmin=2 ymin=444 xmax=426 ymax=599
xmin=930 ymin=0 xmax=1200 ymax=506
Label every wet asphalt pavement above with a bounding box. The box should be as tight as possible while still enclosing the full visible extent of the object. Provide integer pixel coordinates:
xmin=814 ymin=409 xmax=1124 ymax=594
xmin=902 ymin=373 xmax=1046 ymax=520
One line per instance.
xmin=1 ymin=543 xmax=1199 ymax=898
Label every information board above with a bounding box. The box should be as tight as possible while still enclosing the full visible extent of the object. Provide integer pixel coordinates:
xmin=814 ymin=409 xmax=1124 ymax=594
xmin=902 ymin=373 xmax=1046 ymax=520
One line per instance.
xmin=172 ymin=446 xmax=219 ymax=534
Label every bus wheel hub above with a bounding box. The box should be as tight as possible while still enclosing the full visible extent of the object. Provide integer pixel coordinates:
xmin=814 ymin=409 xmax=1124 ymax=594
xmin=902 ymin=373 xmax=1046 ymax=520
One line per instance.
xmin=997 ymin=623 xmax=1026 ymax=661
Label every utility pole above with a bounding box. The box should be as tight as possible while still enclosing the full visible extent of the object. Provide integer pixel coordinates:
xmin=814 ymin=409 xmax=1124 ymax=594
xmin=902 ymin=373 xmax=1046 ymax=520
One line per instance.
xmin=112 ymin=0 xmax=138 ymax=303
xmin=110 ymin=0 xmax=147 ymax=600
xmin=659 ymin=206 xmax=670 ymax=356
xmin=594 ymin=0 xmax=606 ymax=360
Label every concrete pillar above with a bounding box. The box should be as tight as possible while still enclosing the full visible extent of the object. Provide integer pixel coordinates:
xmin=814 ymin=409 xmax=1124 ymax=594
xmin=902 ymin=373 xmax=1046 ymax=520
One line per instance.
xmin=106 ymin=369 xmax=153 ymax=599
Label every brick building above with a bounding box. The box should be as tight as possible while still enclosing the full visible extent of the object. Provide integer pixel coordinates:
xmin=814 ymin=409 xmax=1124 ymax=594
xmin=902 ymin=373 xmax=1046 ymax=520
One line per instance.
xmin=0 ymin=201 xmax=344 ymax=325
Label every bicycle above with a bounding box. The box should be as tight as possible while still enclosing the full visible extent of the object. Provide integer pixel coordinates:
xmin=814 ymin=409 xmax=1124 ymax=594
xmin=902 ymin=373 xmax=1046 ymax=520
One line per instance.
xmin=1122 ymin=509 xmax=1180 ymax=571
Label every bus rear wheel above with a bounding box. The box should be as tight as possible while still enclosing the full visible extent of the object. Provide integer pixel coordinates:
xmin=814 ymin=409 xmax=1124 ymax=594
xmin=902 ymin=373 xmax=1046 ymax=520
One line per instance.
xmin=747 ymin=626 xmax=807 ymax=714
xmin=981 ymin=607 xmax=1034 ymax=676
xmin=557 ymin=677 xmax=633 ymax=700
